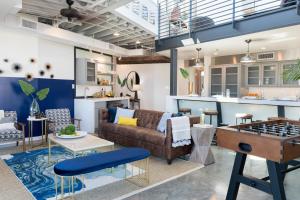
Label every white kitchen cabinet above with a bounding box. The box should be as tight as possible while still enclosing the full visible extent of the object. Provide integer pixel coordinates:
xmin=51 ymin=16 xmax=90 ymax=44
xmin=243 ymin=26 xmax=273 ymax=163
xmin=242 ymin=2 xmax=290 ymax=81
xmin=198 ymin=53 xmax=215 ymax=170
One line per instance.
xmin=76 ymin=58 xmax=97 ymax=85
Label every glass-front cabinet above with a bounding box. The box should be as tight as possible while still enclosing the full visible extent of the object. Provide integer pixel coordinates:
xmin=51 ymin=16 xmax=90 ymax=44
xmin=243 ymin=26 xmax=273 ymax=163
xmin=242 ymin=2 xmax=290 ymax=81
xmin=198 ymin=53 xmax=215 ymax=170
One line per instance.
xmin=262 ymin=64 xmax=277 ymax=86
xmin=210 ymin=65 xmax=240 ymax=97
xmin=210 ymin=68 xmax=222 ymax=96
xmin=246 ymin=65 xmax=260 ymax=85
xmin=225 ymin=67 xmax=239 ymax=97
xmin=244 ymin=61 xmax=298 ymax=87
xmin=210 ymin=60 xmax=299 ymax=98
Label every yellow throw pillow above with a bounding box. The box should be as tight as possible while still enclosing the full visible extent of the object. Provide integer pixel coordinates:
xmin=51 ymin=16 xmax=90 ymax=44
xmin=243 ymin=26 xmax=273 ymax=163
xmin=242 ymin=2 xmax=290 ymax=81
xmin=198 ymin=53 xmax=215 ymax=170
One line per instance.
xmin=118 ymin=117 xmax=137 ymax=127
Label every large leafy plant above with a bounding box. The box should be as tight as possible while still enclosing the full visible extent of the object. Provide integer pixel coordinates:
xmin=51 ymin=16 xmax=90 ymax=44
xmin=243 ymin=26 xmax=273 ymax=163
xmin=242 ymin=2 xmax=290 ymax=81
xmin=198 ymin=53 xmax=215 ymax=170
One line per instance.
xmin=180 ymin=68 xmax=190 ymax=80
xmin=283 ymin=59 xmax=300 ymax=81
xmin=18 ymin=80 xmax=50 ymax=101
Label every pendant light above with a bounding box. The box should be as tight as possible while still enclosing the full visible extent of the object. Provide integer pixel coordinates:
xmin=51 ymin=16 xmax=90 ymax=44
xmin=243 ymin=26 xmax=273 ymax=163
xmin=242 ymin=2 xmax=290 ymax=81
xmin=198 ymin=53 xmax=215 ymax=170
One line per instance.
xmin=194 ymin=48 xmax=204 ymax=68
xmin=240 ymin=39 xmax=256 ymax=63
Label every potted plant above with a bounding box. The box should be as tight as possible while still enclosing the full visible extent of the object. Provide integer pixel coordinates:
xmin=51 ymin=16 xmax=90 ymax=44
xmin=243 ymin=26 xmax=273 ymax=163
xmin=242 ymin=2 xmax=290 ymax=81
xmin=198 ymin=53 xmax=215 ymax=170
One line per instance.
xmin=117 ymin=76 xmax=127 ymax=97
xmin=283 ymin=59 xmax=300 ymax=85
xmin=180 ymin=68 xmax=193 ymax=95
xmin=18 ymin=80 xmax=50 ymax=117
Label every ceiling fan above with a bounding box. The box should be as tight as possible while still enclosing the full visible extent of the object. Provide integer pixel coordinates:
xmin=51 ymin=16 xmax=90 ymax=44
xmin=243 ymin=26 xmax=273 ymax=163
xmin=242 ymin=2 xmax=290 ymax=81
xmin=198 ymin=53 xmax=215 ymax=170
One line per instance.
xmin=60 ymin=0 xmax=85 ymax=22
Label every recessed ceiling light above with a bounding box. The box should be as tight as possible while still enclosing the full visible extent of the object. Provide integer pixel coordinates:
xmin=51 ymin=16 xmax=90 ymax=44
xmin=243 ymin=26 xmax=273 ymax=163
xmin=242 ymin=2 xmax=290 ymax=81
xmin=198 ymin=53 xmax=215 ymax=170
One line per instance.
xmin=113 ymin=32 xmax=120 ymax=36
xmin=136 ymin=40 xmax=141 ymax=44
xmin=261 ymin=47 xmax=266 ymax=50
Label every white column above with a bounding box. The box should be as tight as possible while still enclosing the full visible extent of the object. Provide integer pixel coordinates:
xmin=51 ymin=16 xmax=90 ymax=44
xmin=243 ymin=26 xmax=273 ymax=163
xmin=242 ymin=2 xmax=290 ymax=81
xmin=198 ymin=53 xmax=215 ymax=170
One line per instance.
xmin=203 ymin=55 xmax=212 ymax=97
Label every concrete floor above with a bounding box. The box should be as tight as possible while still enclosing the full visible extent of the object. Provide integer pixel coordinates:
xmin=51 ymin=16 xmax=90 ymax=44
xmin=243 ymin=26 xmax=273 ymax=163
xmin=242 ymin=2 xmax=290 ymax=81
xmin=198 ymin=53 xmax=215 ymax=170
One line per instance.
xmin=124 ymin=147 xmax=300 ymax=200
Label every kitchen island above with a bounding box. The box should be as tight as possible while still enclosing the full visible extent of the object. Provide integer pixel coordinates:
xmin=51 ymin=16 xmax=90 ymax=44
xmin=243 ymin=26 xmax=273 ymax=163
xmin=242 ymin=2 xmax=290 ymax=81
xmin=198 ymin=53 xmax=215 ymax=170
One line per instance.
xmin=75 ymin=97 xmax=130 ymax=133
xmin=166 ymin=96 xmax=300 ymax=126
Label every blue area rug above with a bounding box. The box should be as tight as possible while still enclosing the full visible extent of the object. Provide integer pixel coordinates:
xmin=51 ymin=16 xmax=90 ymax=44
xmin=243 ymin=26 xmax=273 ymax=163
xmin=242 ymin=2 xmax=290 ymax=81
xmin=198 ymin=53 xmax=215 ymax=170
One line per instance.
xmin=1 ymin=147 xmax=139 ymax=200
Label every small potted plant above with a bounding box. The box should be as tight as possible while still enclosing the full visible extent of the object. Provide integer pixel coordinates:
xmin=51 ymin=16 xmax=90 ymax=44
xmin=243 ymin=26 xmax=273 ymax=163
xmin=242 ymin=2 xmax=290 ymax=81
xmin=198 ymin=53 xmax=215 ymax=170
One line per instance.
xmin=117 ymin=76 xmax=127 ymax=97
xmin=18 ymin=80 xmax=50 ymax=117
xmin=180 ymin=68 xmax=193 ymax=95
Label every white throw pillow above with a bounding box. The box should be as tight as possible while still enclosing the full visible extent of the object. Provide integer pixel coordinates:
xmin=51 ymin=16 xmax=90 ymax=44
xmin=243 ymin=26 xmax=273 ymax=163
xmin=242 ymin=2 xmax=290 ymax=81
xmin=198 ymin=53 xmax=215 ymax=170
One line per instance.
xmin=0 ymin=110 xmax=4 ymax=120
xmin=0 ymin=123 xmax=15 ymax=130
xmin=114 ymin=108 xmax=135 ymax=124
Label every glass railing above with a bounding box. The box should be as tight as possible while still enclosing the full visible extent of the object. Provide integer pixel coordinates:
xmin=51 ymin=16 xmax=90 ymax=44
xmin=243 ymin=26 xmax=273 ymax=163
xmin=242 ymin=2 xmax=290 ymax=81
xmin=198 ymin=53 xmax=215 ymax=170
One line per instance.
xmin=158 ymin=0 xmax=298 ymax=39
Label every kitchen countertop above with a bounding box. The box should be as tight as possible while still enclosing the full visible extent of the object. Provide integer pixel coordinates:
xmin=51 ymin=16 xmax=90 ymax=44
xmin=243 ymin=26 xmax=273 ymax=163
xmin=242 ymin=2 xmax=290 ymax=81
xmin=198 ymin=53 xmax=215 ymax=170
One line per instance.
xmin=75 ymin=97 xmax=130 ymax=103
xmin=168 ymin=96 xmax=300 ymax=107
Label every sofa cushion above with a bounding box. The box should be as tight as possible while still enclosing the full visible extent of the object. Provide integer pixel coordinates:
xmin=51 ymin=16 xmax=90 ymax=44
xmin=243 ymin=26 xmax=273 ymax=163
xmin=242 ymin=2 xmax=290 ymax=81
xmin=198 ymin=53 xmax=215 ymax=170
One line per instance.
xmin=0 ymin=117 xmax=14 ymax=124
xmin=0 ymin=128 xmax=23 ymax=143
xmin=118 ymin=117 xmax=137 ymax=127
xmin=134 ymin=110 xmax=163 ymax=130
xmin=114 ymin=108 xmax=135 ymax=124
xmin=114 ymin=125 xmax=165 ymax=145
xmin=101 ymin=122 xmax=118 ymax=133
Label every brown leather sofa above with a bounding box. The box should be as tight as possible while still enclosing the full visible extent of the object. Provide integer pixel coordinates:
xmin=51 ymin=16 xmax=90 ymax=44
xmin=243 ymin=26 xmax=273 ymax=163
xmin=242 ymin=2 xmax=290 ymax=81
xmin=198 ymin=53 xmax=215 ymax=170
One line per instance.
xmin=98 ymin=109 xmax=199 ymax=164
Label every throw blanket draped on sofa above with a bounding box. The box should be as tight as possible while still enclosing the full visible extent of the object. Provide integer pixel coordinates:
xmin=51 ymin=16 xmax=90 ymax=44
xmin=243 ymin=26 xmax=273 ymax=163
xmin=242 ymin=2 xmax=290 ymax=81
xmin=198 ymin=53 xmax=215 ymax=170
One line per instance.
xmin=171 ymin=116 xmax=191 ymax=147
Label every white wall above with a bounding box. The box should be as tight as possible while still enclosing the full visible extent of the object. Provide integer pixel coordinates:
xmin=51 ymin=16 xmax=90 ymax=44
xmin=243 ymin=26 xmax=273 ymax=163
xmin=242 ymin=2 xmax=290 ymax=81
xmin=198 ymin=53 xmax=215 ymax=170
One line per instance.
xmin=116 ymin=63 xmax=170 ymax=111
xmin=0 ymin=25 xmax=74 ymax=80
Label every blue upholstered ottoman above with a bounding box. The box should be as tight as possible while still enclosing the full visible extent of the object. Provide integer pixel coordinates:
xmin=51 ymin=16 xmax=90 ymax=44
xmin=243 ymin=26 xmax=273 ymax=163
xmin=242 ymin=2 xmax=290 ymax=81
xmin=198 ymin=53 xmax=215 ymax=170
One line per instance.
xmin=53 ymin=147 xmax=150 ymax=199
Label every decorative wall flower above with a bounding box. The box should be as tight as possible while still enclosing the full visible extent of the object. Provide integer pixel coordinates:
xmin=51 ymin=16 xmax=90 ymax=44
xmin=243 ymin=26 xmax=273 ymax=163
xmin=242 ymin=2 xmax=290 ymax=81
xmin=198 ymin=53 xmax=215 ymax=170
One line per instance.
xmin=39 ymin=70 xmax=45 ymax=76
xmin=26 ymin=73 xmax=34 ymax=81
xmin=12 ymin=63 xmax=22 ymax=72
xmin=3 ymin=58 xmax=9 ymax=63
xmin=45 ymin=64 xmax=52 ymax=70
xmin=50 ymin=74 xmax=54 ymax=79
xmin=0 ymin=69 xmax=3 ymax=74
xmin=30 ymin=58 xmax=36 ymax=63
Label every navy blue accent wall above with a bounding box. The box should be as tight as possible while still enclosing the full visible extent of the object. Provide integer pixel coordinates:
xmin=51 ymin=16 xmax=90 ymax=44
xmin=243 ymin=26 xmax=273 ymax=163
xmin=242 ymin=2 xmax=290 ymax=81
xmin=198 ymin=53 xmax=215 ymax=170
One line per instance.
xmin=0 ymin=77 xmax=74 ymax=137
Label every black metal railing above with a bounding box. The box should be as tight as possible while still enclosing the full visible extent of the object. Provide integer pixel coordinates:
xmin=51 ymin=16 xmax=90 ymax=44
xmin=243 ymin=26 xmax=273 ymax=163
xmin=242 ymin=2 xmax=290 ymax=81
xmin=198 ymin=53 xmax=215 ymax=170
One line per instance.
xmin=158 ymin=0 xmax=298 ymax=39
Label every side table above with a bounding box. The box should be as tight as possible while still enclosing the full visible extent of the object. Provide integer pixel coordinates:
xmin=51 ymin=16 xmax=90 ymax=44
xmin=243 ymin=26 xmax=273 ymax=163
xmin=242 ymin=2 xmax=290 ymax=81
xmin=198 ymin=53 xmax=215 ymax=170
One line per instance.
xmin=27 ymin=117 xmax=48 ymax=147
xmin=190 ymin=124 xmax=215 ymax=166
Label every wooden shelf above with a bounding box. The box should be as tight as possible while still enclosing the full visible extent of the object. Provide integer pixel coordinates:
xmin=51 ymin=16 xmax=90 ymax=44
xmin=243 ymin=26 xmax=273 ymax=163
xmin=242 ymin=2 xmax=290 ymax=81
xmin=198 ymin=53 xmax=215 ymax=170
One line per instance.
xmin=97 ymin=73 xmax=116 ymax=76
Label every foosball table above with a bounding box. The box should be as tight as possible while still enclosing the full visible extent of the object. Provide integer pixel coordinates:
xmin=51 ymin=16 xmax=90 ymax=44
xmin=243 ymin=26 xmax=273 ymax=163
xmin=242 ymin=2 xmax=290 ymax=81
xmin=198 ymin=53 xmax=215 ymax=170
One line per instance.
xmin=216 ymin=119 xmax=300 ymax=200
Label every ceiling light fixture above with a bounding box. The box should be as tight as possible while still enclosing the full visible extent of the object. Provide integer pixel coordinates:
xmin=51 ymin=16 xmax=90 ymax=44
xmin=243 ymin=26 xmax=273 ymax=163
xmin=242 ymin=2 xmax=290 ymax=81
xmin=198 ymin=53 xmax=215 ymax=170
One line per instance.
xmin=194 ymin=48 xmax=204 ymax=68
xmin=136 ymin=40 xmax=141 ymax=44
xmin=113 ymin=32 xmax=120 ymax=36
xmin=240 ymin=39 xmax=256 ymax=63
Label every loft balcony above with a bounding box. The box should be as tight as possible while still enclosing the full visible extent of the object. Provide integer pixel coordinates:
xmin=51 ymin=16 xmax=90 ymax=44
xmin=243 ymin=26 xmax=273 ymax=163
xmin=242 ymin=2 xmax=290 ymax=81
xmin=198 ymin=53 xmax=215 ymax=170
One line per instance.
xmin=156 ymin=0 xmax=300 ymax=51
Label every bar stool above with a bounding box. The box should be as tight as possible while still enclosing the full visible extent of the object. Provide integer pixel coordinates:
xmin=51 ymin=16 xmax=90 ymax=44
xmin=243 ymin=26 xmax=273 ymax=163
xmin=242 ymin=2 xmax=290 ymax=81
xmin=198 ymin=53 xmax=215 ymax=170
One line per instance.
xmin=179 ymin=108 xmax=192 ymax=115
xmin=203 ymin=110 xmax=218 ymax=125
xmin=235 ymin=113 xmax=253 ymax=125
xmin=203 ymin=110 xmax=218 ymax=146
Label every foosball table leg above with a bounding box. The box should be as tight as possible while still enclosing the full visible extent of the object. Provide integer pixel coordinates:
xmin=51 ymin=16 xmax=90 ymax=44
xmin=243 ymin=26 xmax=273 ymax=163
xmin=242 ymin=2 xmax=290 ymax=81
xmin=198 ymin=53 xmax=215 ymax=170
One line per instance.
xmin=279 ymin=163 xmax=288 ymax=181
xmin=267 ymin=160 xmax=287 ymax=200
xmin=225 ymin=152 xmax=247 ymax=200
